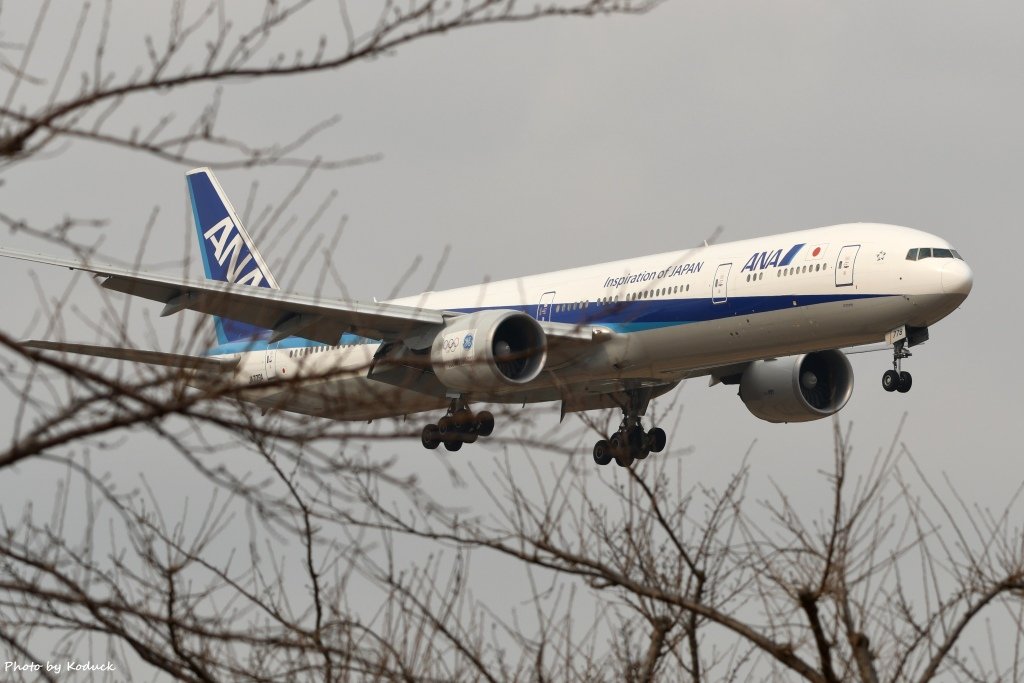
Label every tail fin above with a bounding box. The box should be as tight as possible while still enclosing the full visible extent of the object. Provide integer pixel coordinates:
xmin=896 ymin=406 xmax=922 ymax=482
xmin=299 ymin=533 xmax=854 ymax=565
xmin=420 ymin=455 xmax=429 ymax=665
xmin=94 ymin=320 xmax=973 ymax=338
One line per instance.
xmin=186 ymin=168 xmax=278 ymax=345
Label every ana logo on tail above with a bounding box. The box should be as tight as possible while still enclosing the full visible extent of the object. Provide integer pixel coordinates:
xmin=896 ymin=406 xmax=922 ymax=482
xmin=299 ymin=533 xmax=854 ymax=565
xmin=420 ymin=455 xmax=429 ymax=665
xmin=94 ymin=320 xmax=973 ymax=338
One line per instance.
xmin=203 ymin=217 xmax=264 ymax=286
xmin=186 ymin=167 xmax=279 ymax=290
xmin=186 ymin=167 xmax=280 ymax=345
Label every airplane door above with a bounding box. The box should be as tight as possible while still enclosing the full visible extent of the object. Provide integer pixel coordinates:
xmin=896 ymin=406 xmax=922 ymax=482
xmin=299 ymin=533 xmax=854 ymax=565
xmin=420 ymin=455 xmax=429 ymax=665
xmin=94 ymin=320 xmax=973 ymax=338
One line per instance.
xmin=712 ymin=263 xmax=731 ymax=303
xmin=265 ymin=345 xmax=276 ymax=380
xmin=835 ymin=245 xmax=860 ymax=287
xmin=537 ymin=291 xmax=556 ymax=321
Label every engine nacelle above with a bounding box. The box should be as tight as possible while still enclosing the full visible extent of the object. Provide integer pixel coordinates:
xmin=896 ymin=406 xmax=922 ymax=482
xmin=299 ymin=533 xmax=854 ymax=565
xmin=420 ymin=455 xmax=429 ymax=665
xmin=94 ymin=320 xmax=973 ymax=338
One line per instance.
xmin=431 ymin=310 xmax=547 ymax=392
xmin=739 ymin=350 xmax=854 ymax=423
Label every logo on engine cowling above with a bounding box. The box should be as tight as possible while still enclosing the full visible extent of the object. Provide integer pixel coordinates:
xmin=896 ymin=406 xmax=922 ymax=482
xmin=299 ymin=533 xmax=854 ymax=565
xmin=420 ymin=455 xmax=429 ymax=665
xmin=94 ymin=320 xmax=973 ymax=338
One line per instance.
xmin=463 ymin=334 xmax=474 ymax=350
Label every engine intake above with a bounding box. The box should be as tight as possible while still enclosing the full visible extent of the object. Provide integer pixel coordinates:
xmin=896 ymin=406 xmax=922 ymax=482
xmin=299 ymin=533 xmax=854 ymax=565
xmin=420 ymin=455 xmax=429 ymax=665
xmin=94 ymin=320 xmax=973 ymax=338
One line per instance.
xmin=739 ymin=350 xmax=854 ymax=423
xmin=431 ymin=310 xmax=547 ymax=392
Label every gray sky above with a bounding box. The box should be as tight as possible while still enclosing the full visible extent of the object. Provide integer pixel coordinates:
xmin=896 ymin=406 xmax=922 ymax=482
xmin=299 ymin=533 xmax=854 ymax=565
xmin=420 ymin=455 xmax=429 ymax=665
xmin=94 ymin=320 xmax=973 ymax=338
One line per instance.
xmin=1 ymin=0 xmax=1021 ymax=674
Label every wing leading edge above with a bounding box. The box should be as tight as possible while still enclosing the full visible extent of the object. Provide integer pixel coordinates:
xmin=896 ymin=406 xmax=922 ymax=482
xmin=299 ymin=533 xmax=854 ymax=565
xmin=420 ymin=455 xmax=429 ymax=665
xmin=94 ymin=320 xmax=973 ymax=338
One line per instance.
xmin=0 ymin=247 xmax=609 ymax=354
xmin=0 ymin=247 xmax=445 ymax=346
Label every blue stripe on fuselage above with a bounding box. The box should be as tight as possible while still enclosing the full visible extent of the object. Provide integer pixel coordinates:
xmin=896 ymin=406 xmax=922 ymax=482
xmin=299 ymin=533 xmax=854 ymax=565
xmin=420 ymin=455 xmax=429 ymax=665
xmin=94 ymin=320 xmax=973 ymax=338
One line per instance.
xmin=203 ymin=292 xmax=889 ymax=356
xmin=460 ymin=291 xmax=885 ymax=327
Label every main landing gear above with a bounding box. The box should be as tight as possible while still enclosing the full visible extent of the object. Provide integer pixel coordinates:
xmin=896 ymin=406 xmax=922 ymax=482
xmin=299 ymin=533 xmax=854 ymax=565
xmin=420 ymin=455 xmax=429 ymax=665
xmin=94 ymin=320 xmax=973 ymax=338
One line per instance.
xmin=592 ymin=389 xmax=667 ymax=468
xmin=421 ymin=399 xmax=495 ymax=452
xmin=882 ymin=339 xmax=913 ymax=394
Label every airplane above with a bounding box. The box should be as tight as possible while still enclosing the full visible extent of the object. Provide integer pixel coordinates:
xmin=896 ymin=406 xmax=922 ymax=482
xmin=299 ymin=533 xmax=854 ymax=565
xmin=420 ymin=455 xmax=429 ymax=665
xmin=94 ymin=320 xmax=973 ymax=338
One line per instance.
xmin=0 ymin=168 xmax=973 ymax=467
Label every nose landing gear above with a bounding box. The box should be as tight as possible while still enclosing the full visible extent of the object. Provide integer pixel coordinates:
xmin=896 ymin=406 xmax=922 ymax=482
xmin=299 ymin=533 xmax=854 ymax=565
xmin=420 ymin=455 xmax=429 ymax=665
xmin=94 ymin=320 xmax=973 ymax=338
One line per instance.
xmin=592 ymin=388 xmax=667 ymax=468
xmin=421 ymin=399 xmax=495 ymax=452
xmin=882 ymin=339 xmax=913 ymax=393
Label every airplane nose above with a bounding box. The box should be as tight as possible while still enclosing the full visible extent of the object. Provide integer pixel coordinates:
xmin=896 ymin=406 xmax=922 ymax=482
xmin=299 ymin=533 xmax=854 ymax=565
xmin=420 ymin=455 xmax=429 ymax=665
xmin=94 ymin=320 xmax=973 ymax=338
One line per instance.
xmin=941 ymin=260 xmax=974 ymax=296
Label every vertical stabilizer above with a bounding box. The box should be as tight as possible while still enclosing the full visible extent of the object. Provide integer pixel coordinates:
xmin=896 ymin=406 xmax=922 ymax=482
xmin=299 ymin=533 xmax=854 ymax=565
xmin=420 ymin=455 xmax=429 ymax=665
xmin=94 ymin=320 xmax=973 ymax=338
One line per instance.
xmin=186 ymin=168 xmax=279 ymax=345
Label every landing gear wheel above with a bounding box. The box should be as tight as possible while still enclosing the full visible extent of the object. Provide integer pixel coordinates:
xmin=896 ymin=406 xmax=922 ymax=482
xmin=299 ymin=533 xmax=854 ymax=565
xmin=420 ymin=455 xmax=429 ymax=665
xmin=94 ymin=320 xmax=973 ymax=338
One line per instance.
xmin=648 ymin=428 xmax=667 ymax=453
xmin=421 ymin=424 xmax=441 ymax=449
xmin=422 ymin=401 xmax=497 ymax=451
xmin=438 ymin=415 xmax=455 ymax=435
xmin=589 ymin=388 xmax=668 ymax=469
xmin=475 ymin=411 xmax=495 ymax=437
xmin=609 ymin=432 xmax=625 ymax=455
xmin=897 ymin=371 xmax=913 ymax=393
xmin=882 ymin=369 xmax=900 ymax=392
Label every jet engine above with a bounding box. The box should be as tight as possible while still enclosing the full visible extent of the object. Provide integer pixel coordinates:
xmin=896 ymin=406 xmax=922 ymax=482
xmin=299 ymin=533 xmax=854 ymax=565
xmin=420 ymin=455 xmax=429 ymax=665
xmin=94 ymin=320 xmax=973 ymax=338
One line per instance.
xmin=431 ymin=310 xmax=547 ymax=392
xmin=739 ymin=350 xmax=854 ymax=423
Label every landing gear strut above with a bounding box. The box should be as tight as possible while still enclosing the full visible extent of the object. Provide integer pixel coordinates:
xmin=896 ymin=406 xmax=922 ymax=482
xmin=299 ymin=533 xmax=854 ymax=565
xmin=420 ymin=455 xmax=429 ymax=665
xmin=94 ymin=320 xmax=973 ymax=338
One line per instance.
xmin=882 ymin=339 xmax=913 ymax=394
xmin=421 ymin=398 xmax=495 ymax=452
xmin=592 ymin=388 xmax=667 ymax=468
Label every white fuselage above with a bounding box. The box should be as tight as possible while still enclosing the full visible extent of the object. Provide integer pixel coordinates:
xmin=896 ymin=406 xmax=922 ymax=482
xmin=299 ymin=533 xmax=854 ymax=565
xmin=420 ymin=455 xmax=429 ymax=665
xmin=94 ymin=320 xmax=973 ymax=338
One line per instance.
xmin=214 ymin=223 xmax=973 ymax=420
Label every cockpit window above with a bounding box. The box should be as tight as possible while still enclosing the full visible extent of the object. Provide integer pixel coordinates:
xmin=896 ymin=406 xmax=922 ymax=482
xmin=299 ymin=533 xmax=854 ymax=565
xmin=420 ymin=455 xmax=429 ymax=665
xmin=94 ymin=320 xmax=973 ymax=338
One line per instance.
xmin=907 ymin=246 xmax=964 ymax=261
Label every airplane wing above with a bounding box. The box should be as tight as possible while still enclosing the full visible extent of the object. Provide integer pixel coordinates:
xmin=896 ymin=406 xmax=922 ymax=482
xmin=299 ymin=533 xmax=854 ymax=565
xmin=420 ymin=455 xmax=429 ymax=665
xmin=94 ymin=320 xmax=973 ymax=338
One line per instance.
xmin=0 ymin=247 xmax=610 ymax=352
xmin=22 ymin=341 xmax=238 ymax=372
xmin=1 ymin=247 xmax=446 ymax=346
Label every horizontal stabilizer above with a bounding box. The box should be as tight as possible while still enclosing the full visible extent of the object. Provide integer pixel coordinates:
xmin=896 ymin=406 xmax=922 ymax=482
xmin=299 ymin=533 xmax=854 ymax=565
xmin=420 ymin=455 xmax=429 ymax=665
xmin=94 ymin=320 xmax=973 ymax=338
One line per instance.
xmin=23 ymin=340 xmax=238 ymax=372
